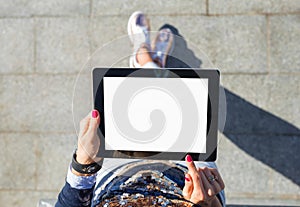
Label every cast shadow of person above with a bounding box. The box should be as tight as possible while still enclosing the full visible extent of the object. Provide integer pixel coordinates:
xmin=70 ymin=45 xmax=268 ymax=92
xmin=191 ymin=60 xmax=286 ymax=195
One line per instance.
xmin=160 ymin=24 xmax=202 ymax=69
xmin=102 ymin=23 xmax=299 ymax=189
xmin=163 ymin=24 xmax=300 ymax=187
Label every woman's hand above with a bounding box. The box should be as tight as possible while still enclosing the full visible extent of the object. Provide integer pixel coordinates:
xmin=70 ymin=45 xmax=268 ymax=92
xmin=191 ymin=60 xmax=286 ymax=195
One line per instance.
xmin=182 ymin=155 xmax=225 ymax=207
xmin=76 ymin=110 xmax=101 ymax=165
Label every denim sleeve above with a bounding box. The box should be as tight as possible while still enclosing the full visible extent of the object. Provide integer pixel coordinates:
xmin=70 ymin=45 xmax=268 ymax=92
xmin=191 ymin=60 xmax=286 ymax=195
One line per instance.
xmin=55 ymin=182 xmax=95 ymax=207
xmin=55 ymin=165 xmax=97 ymax=207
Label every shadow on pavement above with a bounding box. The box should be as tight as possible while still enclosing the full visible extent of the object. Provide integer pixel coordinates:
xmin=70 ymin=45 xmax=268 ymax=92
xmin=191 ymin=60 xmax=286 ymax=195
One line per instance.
xmin=163 ymin=24 xmax=300 ymax=187
xmin=223 ymin=89 xmax=300 ymax=186
xmin=160 ymin=24 xmax=202 ymax=69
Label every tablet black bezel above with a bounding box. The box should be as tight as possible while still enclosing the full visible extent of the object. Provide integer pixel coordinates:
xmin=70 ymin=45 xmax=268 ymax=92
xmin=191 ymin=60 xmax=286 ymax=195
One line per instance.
xmin=92 ymin=68 xmax=219 ymax=161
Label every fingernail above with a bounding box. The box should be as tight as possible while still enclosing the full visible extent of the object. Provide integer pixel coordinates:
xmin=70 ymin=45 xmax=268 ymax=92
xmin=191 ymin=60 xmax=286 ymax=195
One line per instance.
xmin=185 ymin=177 xmax=190 ymax=182
xmin=92 ymin=110 xmax=98 ymax=118
xmin=186 ymin=154 xmax=193 ymax=162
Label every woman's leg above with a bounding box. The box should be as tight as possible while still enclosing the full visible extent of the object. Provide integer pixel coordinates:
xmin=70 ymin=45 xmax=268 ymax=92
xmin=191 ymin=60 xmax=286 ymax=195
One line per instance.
xmin=136 ymin=44 xmax=160 ymax=68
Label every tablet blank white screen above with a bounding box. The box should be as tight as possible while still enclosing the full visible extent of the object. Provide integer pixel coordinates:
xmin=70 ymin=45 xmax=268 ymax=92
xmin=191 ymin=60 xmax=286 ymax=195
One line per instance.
xmin=103 ymin=77 xmax=208 ymax=153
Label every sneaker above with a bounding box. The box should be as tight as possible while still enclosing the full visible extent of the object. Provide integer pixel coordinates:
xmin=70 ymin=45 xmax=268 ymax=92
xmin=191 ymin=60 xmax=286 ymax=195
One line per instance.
xmin=151 ymin=28 xmax=174 ymax=68
xmin=127 ymin=11 xmax=151 ymax=68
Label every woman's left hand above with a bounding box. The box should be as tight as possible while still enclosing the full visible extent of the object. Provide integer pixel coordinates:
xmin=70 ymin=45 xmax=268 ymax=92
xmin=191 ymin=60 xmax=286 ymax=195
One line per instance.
xmin=182 ymin=155 xmax=225 ymax=206
xmin=76 ymin=110 xmax=101 ymax=165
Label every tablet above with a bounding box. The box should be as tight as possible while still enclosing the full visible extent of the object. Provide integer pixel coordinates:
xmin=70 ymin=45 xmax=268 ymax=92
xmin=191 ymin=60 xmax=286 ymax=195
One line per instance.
xmin=92 ymin=68 xmax=219 ymax=161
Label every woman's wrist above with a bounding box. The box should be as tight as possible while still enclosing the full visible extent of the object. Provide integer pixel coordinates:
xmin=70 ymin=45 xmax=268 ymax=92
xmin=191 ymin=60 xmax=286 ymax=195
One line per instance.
xmin=71 ymin=150 xmax=103 ymax=176
xmin=76 ymin=149 xmax=95 ymax=165
xmin=197 ymin=196 xmax=221 ymax=207
xmin=205 ymin=196 xmax=222 ymax=207
xmin=71 ymin=168 xmax=95 ymax=177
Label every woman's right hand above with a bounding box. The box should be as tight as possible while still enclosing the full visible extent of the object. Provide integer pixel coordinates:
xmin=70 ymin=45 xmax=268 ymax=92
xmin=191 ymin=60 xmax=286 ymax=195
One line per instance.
xmin=182 ymin=155 xmax=225 ymax=207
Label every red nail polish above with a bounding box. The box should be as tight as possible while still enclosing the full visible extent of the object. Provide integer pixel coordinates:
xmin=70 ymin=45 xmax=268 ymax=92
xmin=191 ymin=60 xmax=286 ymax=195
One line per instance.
xmin=186 ymin=155 xmax=193 ymax=162
xmin=185 ymin=177 xmax=190 ymax=182
xmin=92 ymin=110 xmax=98 ymax=118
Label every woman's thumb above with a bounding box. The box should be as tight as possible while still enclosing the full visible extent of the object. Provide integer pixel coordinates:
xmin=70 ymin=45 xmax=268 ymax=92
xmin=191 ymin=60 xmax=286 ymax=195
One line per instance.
xmin=89 ymin=110 xmax=100 ymax=130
